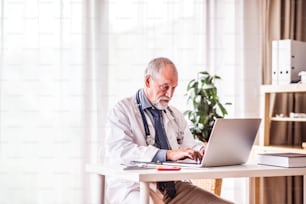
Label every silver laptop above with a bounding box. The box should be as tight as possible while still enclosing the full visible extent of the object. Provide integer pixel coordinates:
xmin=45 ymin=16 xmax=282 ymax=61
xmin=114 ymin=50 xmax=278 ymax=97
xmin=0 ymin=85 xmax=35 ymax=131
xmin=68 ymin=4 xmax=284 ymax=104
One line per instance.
xmin=163 ymin=118 xmax=261 ymax=168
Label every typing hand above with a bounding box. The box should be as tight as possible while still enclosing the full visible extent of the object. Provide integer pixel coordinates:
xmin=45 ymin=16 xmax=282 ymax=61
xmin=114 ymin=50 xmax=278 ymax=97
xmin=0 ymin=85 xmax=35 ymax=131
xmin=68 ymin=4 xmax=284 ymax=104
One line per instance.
xmin=194 ymin=151 xmax=202 ymax=164
xmin=194 ymin=145 xmax=207 ymax=163
xmin=166 ymin=148 xmax=199 ymax=161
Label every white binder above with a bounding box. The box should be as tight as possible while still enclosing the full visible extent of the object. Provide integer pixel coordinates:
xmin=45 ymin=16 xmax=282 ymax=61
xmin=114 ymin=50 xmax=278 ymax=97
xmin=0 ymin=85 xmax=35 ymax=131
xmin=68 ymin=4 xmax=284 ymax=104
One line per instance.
xmin=272 ymin=39 xmax=306 ymax=84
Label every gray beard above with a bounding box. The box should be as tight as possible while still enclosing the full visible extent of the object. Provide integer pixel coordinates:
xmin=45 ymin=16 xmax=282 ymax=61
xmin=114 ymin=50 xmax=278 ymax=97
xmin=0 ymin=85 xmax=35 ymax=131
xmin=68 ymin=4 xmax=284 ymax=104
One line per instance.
xmin=153 ymin=102 xmax=168 ymax=110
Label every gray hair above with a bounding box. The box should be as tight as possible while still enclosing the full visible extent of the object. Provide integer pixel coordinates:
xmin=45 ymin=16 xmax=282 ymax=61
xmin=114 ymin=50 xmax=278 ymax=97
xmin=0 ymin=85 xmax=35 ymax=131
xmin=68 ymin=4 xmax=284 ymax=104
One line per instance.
xmin=145 ymin=57 xmax=177 ymax=79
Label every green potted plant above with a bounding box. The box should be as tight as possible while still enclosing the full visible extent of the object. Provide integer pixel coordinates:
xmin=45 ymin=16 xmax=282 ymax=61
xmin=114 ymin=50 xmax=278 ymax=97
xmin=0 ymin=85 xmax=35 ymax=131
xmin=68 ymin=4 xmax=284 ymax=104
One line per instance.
xmin=185 ymin=71 xmax=229 ymax=195
xmin=184 ymin=71 xmax=229 ymax=142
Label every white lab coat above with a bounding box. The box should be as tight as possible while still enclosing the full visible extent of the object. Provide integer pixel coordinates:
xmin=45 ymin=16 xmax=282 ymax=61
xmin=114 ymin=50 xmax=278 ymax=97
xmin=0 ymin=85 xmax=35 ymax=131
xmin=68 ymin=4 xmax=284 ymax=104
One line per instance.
xmin=103 ymin=93 xmax=203 ymax=203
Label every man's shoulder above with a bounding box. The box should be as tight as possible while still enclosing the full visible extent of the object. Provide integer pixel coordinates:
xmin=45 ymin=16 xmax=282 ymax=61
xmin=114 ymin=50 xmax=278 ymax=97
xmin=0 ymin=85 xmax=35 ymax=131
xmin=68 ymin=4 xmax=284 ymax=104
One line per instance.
xmin=112 ymin=94 xmax=137 ymax=111
xmin=166 ymin=106 xmax=186 ymax=120
xmin=167 ymin=105 xmax=182 ymax=114
xmin=117 ymin=94 xmax=135 ymax=103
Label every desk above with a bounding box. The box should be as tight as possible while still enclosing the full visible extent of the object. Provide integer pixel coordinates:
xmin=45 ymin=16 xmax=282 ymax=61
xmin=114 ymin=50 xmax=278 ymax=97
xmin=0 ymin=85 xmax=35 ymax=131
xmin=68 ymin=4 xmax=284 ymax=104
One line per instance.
xmin=86 ymin=163 xmax=306 ymax=204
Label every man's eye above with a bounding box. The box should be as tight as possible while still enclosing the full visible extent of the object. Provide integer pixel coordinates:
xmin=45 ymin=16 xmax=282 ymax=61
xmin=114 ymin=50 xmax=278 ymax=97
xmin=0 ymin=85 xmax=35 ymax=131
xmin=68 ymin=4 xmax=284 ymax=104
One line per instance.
xmin=160 ymin=85 xmax=169 ymax=91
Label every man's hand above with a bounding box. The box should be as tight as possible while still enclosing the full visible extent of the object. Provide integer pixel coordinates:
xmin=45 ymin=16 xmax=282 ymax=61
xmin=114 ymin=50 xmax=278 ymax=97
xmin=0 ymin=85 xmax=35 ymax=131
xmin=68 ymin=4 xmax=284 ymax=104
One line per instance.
xmin=166 ymin=145 xmax=207 ymax=162
xmin=166 ymin=148 xmax=200 ymax=161
xmin=196 ymin=145 xmax=206 ymax=162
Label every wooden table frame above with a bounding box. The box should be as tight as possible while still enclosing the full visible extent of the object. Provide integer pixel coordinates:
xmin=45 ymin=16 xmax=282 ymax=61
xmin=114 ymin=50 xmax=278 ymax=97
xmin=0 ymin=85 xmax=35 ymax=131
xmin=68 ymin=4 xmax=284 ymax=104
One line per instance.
xmin=86 ymin=163 xmax=306 ymax=204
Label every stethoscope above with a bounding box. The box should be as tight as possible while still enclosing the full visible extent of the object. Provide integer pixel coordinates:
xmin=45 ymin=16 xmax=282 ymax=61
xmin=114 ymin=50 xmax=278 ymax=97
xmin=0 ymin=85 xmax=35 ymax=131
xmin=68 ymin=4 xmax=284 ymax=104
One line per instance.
xmin=136 ymin=89 xmax=183 ymax=146
xmin=136 ymin=90 xmax=155 ymax=145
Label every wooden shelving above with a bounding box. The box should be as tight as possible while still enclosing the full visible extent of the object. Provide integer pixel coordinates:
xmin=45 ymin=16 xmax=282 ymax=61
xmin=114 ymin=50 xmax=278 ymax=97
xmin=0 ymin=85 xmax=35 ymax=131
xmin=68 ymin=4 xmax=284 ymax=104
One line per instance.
xmin=271 ymin=117 xmax=306 ymax=122
xmin=254 ymin=145 xmax=306 ymax=154
xmin=260 ymin=84 xmax=306 ymax=149
xmin=261 ymin=84 xmax=306 ymax=93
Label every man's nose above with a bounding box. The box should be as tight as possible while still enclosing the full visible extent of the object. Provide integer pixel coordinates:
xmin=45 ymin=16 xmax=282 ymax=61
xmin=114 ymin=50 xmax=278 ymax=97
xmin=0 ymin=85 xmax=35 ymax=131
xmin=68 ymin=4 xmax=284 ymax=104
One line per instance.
xmin=165 ymin=88 xmax=175 ymax=98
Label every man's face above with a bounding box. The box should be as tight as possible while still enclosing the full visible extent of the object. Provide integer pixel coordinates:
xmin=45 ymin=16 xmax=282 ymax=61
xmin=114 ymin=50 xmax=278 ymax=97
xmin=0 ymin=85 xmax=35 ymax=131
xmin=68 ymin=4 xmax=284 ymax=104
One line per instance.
xmin=145 ymin=64 xmax=178 ymax=110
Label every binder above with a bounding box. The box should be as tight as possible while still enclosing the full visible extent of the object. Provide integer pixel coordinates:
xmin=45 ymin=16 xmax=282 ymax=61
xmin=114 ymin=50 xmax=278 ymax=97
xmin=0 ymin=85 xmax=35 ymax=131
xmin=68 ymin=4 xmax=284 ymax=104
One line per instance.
xmin=272 ymin=39 xmax=306 ymax=84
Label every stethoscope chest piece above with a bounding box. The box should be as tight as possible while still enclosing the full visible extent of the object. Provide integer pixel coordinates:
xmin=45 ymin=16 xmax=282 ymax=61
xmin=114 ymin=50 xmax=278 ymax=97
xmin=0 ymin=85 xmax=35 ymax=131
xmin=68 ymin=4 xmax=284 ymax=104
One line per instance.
xmin=146 ymin=136 xmax=155 ymax=146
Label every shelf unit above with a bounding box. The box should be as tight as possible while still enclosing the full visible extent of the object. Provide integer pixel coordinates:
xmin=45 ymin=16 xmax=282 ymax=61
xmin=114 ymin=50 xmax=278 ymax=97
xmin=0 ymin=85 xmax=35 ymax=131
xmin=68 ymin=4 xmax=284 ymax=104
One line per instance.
xmin=260 ymin=84 xmax=306 ymax=152
xmin=251 ymin=84 xmax=306 ymax=204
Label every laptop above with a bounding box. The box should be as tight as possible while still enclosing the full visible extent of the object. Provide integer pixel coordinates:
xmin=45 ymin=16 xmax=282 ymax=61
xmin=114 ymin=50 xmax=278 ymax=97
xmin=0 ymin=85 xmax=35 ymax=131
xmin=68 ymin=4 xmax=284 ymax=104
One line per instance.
xmin=163 ymin=118 xmax=261 ymax=168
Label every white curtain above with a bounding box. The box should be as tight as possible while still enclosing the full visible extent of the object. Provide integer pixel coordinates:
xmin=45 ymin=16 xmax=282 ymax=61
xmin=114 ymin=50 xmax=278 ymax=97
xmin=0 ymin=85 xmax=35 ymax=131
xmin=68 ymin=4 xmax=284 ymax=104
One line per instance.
xmin=0 ymin=0 xmax=103 ymax=203
xmin=0 ymin=0 xmax=260 ymax=204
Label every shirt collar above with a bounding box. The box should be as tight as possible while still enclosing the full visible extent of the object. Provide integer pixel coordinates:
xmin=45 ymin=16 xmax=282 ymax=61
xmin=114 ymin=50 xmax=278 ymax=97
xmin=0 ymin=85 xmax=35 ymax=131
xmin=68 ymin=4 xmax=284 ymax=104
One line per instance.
xmin=138 ymin=89 xmax=154 ymax=110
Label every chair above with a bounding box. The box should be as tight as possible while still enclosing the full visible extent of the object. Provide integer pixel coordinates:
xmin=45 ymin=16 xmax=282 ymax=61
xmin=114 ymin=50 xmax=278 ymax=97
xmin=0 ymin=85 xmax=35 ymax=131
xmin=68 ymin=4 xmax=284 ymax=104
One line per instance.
xmin=191 ymin=178 xmax=222 ymax=196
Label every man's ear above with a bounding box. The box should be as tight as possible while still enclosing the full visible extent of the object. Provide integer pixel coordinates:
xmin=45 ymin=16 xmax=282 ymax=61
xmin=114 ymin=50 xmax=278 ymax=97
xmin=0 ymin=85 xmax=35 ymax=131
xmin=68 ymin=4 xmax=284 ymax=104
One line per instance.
xmin=145 ymin=75 xmax=151 ymax=88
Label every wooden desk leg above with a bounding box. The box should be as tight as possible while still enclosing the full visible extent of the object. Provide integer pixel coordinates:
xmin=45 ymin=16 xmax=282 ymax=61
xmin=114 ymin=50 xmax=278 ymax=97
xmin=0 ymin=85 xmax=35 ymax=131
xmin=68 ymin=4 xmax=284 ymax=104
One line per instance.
xmin=139 ymin=182 xmax=150 ymax=204
xmin=304 ymin=175 xmax=306 ymax=204
xmin=101 ymin=175 xmax=105 ymax=204
xmin=249 ymin=177 xmax=255 ymax=204
xmin=249 ymin=177 xmax=260 ymax=204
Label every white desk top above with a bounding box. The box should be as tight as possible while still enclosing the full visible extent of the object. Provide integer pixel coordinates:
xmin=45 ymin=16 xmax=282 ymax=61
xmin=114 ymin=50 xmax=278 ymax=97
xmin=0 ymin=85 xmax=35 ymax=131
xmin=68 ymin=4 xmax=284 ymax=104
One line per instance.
xmin=86 ymin=163 xmax=306 ymax=182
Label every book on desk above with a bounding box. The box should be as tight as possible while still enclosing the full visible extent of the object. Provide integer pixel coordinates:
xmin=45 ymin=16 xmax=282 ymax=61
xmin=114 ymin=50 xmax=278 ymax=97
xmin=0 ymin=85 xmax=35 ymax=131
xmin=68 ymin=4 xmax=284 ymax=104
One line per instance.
xmin=256 ymin=152 xmax=306 ymax=168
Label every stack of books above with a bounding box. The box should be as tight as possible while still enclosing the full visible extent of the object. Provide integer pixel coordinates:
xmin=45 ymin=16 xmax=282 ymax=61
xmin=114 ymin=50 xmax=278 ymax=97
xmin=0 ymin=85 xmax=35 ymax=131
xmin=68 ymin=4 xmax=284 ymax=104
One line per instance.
xmin=256 ymin=152 xmax=306 ymax=168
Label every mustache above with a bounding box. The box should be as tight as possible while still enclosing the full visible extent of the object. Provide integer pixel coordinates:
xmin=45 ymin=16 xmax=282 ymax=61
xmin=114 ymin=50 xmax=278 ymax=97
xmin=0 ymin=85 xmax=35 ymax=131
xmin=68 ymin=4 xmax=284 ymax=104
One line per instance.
xmin=153 ymin=96 xmax=171 ymax=110
xmin=158 ymin=96 xmax=170 ymax=101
